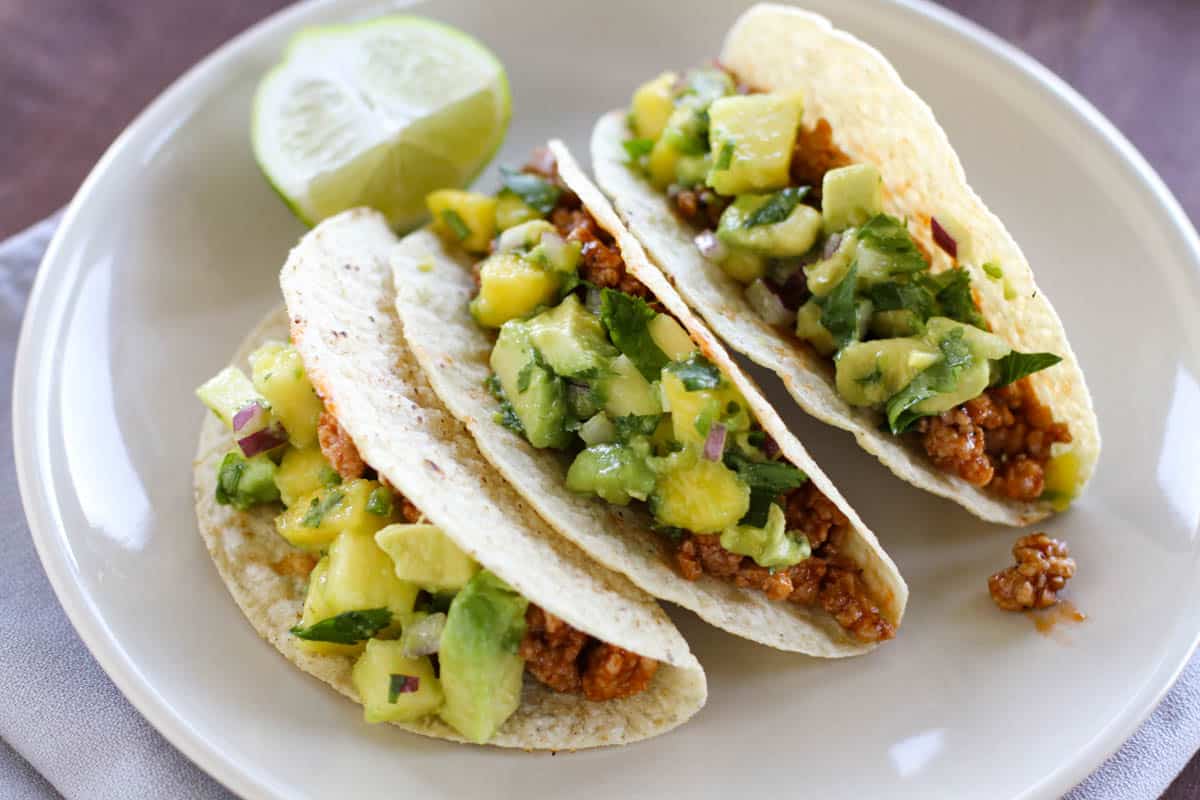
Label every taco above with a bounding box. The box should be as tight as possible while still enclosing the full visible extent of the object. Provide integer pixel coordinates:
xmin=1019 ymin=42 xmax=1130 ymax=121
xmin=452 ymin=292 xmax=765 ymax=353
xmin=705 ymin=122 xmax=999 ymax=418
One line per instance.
xmin=590 ymin=4 xmax=1100 ymax=526
xmin=193 ymin=209 xmax=705 ymax=749
xmin=390 ymin=142 xmax=906 ymax=655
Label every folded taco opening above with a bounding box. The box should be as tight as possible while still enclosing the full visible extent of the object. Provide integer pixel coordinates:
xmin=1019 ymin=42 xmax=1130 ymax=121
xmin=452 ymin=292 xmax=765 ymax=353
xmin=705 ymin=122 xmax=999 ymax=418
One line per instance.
xmin=426 ymin=148 xmax=894 ymax=644
xmin=618 ymin=66 xmax=1078 ymax=508
xmin=196 ymin=339 xmax=659 ymax=745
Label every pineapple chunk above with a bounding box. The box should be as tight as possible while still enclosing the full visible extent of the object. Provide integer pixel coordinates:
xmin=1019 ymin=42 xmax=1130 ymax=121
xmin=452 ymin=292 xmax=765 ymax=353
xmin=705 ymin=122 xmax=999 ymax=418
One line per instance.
xmin=195 ymin=366 xmax=264 ymax=430
xmin=469 ymin=252 xmax=560 ymax=328
xmin=375 ymin=524 xmax=480 ymax=593
xmin=352 ymin=640 xmax=444 ymax=723
xmin=647 ymin=137 xmax=681 ymax=190
xmin=651 ymin=449 xmax=750 ymax=533
xmin=275 ymin=447 xmax=339 ymax=508
xmin=427 ymin=190 xmax=497 ymax=254
xmin=248 ymin=342 xmax=323 ymax=448
xmin=706 ymin=93 xmax=803 ymax=195
xmin=648 ymin=314 xmax=696 ymax=361
xmin=295 ymin=557 xmax=361 ymax=657
xmin=494 ymin=192 xmax=541 ymax=231
xmin=631 ymin=71 xmax=678 ymax=141
xmin=1042 ymin=449 xmax=1081 ymax=511
xmin=661 ymin=371 xmax=719 ymax=447
xmin=275 ymin=479 xmax=392 ymax=551
xmin=324 ymin=529 xmax=419 ymax=623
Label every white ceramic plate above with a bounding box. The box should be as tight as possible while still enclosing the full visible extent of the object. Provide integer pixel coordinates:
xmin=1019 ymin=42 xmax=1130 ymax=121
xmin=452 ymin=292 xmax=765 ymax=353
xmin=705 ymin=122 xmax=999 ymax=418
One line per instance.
xmin=15 ymin=0 xmax=1200 ymax=797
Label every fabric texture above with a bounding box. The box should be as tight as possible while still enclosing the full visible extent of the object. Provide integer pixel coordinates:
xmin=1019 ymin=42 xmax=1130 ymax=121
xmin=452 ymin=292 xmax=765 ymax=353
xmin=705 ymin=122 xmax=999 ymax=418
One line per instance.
xmin=0 ymin=216 xmax=1194 ymax=798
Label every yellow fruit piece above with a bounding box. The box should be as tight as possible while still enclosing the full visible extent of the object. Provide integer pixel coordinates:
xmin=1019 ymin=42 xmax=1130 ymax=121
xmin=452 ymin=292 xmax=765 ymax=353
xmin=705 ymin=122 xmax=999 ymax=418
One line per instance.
xmin=248 ymin=341 xmax=324 ymax=448
xmin=631 ymin=71 xmax=678 ymax=141
xmin=648 ymin=314 xmax=696 ymax=361
xmin=352 ymin=640 xmax=444 ymax=724
xmin=427 ymin=189 xmax=497 ymax=254
xmin=706 ymin=92 xmax=803 ymax=195
xmin=275 ymin=479 xmax=391 ymax=551
xmin=653 ymin=449 xmax=750 ymax=533
xmin=647 ymin=138 xmax=681 ymax=190
xmin=295 ymin=557 xmax=362 ymax=657
xmin=275 ymin=447 xmax=337 ymax=508
xmin=469 ymin=252 xmax=559 ymax=328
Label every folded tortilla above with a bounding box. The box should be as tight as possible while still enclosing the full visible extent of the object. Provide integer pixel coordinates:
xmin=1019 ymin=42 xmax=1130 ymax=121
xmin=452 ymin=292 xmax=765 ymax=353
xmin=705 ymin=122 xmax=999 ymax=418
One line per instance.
xmin=193 ymin=209 xmax=705 ymax=749
xmin=391 ymin=144 xmax=906 ymax=656
xmin=590 ymin=4 xmax=1100 ymax=526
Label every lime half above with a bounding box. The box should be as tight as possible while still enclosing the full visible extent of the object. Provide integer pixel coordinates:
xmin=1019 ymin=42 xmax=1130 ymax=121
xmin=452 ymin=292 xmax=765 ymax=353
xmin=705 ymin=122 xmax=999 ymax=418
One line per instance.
xmin=252 ymin=17 xmax=511 ymax=230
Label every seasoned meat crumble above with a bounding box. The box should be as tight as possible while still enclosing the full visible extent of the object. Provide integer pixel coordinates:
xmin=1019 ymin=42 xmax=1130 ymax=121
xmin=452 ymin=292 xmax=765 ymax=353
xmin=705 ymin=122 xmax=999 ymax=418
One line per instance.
xmin=520 ymin=606 xmax=658 ymax=701
xmin=988 ymin=533 xmax=1075 ymax=610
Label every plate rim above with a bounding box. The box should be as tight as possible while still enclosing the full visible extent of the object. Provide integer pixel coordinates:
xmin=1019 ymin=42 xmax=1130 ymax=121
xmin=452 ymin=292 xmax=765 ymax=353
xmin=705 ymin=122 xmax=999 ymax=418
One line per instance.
xmin=12 ymin=0 xmax=1200 ymax=798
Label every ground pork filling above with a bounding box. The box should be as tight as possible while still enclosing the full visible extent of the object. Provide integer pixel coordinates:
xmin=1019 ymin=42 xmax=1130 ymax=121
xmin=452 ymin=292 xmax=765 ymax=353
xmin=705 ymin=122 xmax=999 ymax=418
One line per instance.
xmin=316 ymin=408 xmax=656 ymax=700
xmin=988 ymin=533 xmax=1075 ymax=610
xmin=527 ymin=149 xmax=892 ymax=643
xmin=657 ymin=78 xmax=1071 ymax=503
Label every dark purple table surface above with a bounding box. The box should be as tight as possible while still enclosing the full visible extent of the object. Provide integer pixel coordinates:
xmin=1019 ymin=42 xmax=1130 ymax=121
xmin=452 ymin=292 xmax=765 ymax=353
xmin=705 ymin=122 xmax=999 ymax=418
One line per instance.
xmin=2 ymin=0 xmax=1198 ymax=796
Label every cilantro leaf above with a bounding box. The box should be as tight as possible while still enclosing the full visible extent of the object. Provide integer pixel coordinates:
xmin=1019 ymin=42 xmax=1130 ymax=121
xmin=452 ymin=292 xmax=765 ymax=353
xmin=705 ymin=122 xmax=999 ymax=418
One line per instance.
xmin=302 ymin=489 xmax=345 ymax=528
xmin=290 ymin=609 xmax=392 ymax=644
xmin=613 ymin=414 xmax=662 ymax=441
xmin=318 ymin=465 xmax=342 ymax=488
xmin=864 ymin=279 xmax=937 ymax=320
xmin=714 ymin=140 xmax=734 ymax=171
xmin=388 ymin=674 xmax=421 ymax=702
xmin=817 ymin=261 xmax=860 ymax=351
xmin=855 ymin=215 xmax=928 ymax=275
xmin=884 ymin=328 xmax=973 ymax=433
xmin=441 ymin=209 xmax=470 ymax=241
xmin=366 ymin=486 xmax=393 ymax=516
xmin=486 ymin=374 xmax=526 ymax=435
xmin=599 ymin=289 xmax=669 ymax=381
xmin=744 ymin=186 xmax=810 ymax=228
xmin=991 ymin=351 xmax=1062 ymax=388
xmin=925 ymin=268 xmax=986 ymax=328
xmin=724 ymin=450 xmax=808 ymax=528
xmin=622 ymin=138 xmax=655 ymax=163
xmin=516 ymin=361 xmax=534 ymax=393
xmin=664 ymin=352 xmax=722 ymax=391
xmin=500 ymin=167 xmax=561 ymax=214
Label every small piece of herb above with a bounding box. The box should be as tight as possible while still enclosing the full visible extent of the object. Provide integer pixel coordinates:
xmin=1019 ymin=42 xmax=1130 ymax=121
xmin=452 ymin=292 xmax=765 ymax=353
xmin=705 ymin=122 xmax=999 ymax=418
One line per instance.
xmin=441 ymin=209 xmax=470 ymax=241
xmin=982 ymin=261 xmax=1004 ymax=280
xmin=884 ymin=328 xmax=973 ymax=433
xmin=664 ymin=353 xmax=722 ymax=391
xmin=855 ymin=362 xmax=884 ymax=386
xmin=613 ymin=414 xmax=662 ymax=441
xmin=926 ymin=267 xmax=987 ymax=328
xmin=290 ymin=608 xmax=392 ymax=644
xmin=856 ymin=215 xmax=928 ymax=275
xmin=500 ymin=167 xmax=561 ymax=214
xmin=318 ymin=465 xmax=342 ymax=488
xmin=301 ymin=489 xmax=345 ymax=528
xmin=864 ymin=280 xmax=936 ymax=320
xmin=990 ymin=351 xmax=1062 ymax=389
xmin=653 ymin=525 xmax=688 ymax=543
xmin=818 ymin=261 xmax=860 ymax=351
xmin=516 ymin=361 xmax=534 ymax=393
xmin=215 ymin=452 xmax=247 ymax=508
xmin=724 ymin=450 xmax=808 ymax=527
xmin=744 ymin=186 xmax=810 ymax=228
xmin=366 ymin=486 xmax=393 ymax=516
xmin=714 ymin=140 xmax=735 ymax=171
xmin=599 ymin=289 xmax=669 ymax=381
xmin=486 ymin=374 xmax=525 ymax=435
xmin=622 ymin=138 xmax=655 ymax=163
xmin=388 ymin=674 xmax=421 ymax=702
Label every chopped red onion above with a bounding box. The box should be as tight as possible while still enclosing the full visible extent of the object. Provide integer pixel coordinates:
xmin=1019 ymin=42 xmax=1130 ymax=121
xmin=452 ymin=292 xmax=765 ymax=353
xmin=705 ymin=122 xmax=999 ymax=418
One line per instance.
xmin=401 ymin=612 xmax=447 ymax=658
xmin=703 ymin=423 xmax=727 ymax=461
xmin=232 ymin=401 xmax=268 ymax=434
xmin=822 ymin=231 xmax=843 ymax=260
xmin=237 ymin=424 xmax=287 ymax=457
xmin=388 ymin=674 xmax=420 ymax=700
xmin=694 ymin=230 xmax=727 ymax=262
xmin=931 ymin=217 xmax=957 ymax=259
xmin=746 ymin=279 xmax=794 ymax=327
xmin=763 ymin=434 xmax=780 ymax=460
xmin=767 ymin=268 xmax=811 ymax=311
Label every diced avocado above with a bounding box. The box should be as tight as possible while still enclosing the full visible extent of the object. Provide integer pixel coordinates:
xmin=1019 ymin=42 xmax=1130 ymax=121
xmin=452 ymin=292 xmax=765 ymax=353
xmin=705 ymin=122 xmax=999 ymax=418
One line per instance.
xmin=835 ymin=337 xmax=941 ymax=406
xmin=528 ymin=232 xmax=581 ymax=275
xmin=352 ymin=640 xmax=444 ymax=724
xmin=674 ymin=154 xmax=713 ymax=187
xmin=526 ymin=295 xmax=617 ymax=378
xmin=630 ymin=71 xmax=678 ymax=141
xmin=495 ymin=191 xmax=541 ymax=232
xmin=437 ymin=571 xmax=529 ymax=744
xmin=681 ymin=68 xmax=736 ymax=106
xmin=719 ymin=503 xmax=810 ymax=568
xmin=803 ymin=233 xmax=858 ymax=297
xmin=706 ymin=93 xmax=803 ymax=196
xmin=601 ymin=354 xmax=661 ymax=417
xmin=579 ymin=412 xmax=617 ymax=446
xmin=249 ymin=342 xmax=323 ymax=448
xmin=646 ymin=137 xmax=681 ymax=190
xmin=648 ymin=314 xmax=696 ymax=362
xmin=375 ymin=524 xmax=480 ymax=593
xmin=1041 ymin=449 xmax=1081 ymax=511
xmin=911 ymin=319 xmax=1011 ymax=415
xmin=491 ymin=322 xmax=571 ymax=449
xmin=470 ymin=252 xmax=561 ymax=328
xmin=275 ymin=479 xmax=391 ymax=551
xmin=794 ymin=300 xmax=836 ymax=356
xmin=716 ymin=248 xmax=767 ymax=284
xmin=196 ymin=366 xmax=265 ymax=430
xmin=716 ymin=194 xmax=822 ymax=257
xmin=324 ymin=529 xmax=420 ymax=625
xmin=821 ymin=164 xmax=884 ymax=234
xmin=870 ymin=309 xmax=923 ymax=338
xmin=427 ymin=189 xmax=497 ymax=255
xmin=275 ymin=447 xmax=339 ymax=508
xmin=661 ymin=104 xmax=709 ymax=156
xmin=496 ymin=219 xmax=556 ymax=254
xmin=651 ymin=448 xmax=750 ymax=533
xmin=295 ymin=557 xmax=361 ymax=657
xmin=215 ymin=450 xmax=280 ymax=510
xmin=566 ymin=440 xmax=657 ymax=505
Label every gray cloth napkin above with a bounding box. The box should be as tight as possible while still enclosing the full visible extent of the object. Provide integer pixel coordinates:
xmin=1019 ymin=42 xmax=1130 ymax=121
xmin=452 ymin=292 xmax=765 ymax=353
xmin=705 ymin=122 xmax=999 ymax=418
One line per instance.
xmin=0 ymin=215 xmax=1194 ymax=800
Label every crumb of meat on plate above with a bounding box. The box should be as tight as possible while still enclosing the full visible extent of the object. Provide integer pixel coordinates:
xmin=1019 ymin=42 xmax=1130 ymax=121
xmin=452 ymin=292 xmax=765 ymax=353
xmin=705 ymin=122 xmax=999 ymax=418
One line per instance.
xmin=988 ymin=533 xmax=1076 ymax=611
